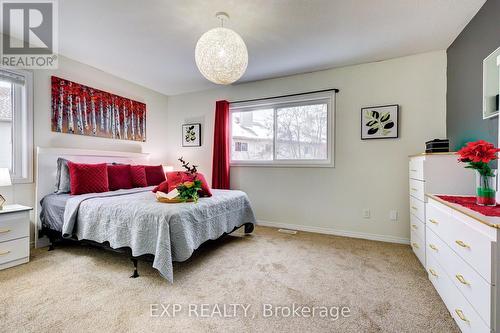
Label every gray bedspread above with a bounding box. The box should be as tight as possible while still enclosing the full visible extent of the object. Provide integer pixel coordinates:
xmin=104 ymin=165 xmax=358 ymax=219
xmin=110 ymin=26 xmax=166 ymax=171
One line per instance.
xmin=40 ymin=193 xmax=71 ymax=231
xmin=61 ymin=187 xmax=256 ymax=282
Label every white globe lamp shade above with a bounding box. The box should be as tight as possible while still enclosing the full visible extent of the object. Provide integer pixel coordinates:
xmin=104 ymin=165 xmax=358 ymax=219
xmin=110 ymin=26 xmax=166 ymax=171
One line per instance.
xmin=195 ymin=27 xmax=248 ymax=85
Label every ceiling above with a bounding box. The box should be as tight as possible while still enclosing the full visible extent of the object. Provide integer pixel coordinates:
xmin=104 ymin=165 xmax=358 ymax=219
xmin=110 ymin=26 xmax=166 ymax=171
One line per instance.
xmin=59 ymin=0 xmax=486 ymax=96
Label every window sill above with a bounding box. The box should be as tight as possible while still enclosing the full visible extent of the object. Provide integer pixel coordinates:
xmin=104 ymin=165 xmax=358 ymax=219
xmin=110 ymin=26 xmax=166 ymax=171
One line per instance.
xmin=11 ymin=179 xmax=34 ymax=185
xmin=230 ymin=162 xmax=334 ymax=168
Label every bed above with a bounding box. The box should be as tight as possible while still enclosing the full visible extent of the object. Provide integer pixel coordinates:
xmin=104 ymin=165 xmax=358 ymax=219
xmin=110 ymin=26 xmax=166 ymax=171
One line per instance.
xmin=35 ymin=147 xmax=256 ymax=282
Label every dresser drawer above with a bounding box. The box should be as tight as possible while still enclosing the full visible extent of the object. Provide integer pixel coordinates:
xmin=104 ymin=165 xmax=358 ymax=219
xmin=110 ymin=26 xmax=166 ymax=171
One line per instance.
xmin=410 ymin=196 xmax=425 ymax=222
xmin=409 ymin=178 xmax=425 ymax=201
xmin=0 ymin=237 xmax=29 ymax=265
xmin=426 ymin=199 xmax=448 ymax=235
xmin=426 ymin=226 xmax=492 ymax=326
xmin=427 ymin=252 xmax=490 ymax=333
xmin=0 ymin=211 xmax=29 ymax=243
xmin=409 ymin=157 xmax=424 ymax=181
xmin=410 ymin=213 xmax=425 ymax=242
xmin=427 ymin=199 xmax=494 ymax=283
xmin=410 ymin=227 xmax=425 ymax=267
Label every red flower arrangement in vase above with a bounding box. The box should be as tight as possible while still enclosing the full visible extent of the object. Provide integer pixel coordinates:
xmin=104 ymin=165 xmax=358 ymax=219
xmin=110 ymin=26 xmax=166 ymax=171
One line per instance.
xmin=457 ymin=140 xmax=500 ymax=206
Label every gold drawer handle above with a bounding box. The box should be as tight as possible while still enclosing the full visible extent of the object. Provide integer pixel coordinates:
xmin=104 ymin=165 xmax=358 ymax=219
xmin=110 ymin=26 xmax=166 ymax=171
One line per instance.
xmin=455 ymin=309 xmax=469 ymax=322
xmin=429 ymin=219 xmax=438 ymax=225
xmin=411 ymin=224 xmax=418 ymax=230
xmin=455 ymin=240 xmax=470 ymax=249
xmin=0 ymin=250 xmax=10 ymax=256
xmin=411 ymin=169 xmax=418 ymax=172
xmin=411 ymin=206 xmax=418 ymax=211
xmin=0 ymin=228 xmax=11 ymax=234
xmin=455 ymin=274 xmax=470 ymax=286
xmin=429 ymin=244 xmax=438 ymax=251
xmin=428 ymin=268 xmax=438 ymax=277
xmin=412 ymin=242 xmax=420 ymax=249
xmin=411 ymin=188 xmax=418 ymax=192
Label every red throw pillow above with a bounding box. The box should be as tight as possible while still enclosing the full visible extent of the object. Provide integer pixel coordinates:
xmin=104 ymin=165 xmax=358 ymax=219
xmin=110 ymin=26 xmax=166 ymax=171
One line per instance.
xmin=130 ymin=165 xmax=148 ymax=187
xmin=194 ymin=173 xmax=212 ymax=197
xmin=107 ymin=164 xmax=132 ymax=191
xmin=165 ymin=171 xmax=212 ymax=197
xmin=165 ymin=172 xmax=183 ymax=192
xmin=68 ymin=162 xmax=109 ymax=195
xmin=144 ymin=165 xmax=166 ymax=186
xmin=152 ymin=180 xmax=169 ymax=193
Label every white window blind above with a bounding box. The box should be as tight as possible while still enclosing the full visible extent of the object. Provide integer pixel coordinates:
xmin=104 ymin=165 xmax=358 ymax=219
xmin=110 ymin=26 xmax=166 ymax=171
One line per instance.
xmin=0 ymin=69 xmax=33 ymax=183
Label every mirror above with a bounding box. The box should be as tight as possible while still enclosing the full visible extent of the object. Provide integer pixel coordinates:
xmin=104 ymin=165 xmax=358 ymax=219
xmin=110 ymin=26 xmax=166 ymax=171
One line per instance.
xmin=483 ymin=46 xmax=500 ymax=119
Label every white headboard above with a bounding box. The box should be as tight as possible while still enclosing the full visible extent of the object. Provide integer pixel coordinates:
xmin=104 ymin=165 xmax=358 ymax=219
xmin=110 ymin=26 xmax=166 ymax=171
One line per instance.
xmin=35 ymin=147 xmax=150 ymax=247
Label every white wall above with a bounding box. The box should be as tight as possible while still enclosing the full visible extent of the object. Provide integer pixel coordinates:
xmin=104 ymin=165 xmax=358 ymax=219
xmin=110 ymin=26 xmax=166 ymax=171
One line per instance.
xmin=4 ymin=55 xmax=169 ymax=240
xmin=3 ymin=50 xmax=447 ymax=244
xmin=165 ymin=51 xmax=447 ymax=243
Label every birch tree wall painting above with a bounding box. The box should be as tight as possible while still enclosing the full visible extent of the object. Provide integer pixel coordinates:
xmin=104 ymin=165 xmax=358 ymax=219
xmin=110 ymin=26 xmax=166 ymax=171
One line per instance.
xmin=361 ymin=104 xmax=399 ymax=140
xmin=51 ymin=76 xmax=147 ymax=142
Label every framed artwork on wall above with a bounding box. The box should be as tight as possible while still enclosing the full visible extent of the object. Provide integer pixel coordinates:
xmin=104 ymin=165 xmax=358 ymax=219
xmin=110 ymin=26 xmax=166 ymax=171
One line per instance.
xmin=361 ymin=104 xmax=399 ymax=140
xmin=51 ymin=76 xmax=147 ymax=141
xmin=182 ymin=123 xmax=201 ymax=147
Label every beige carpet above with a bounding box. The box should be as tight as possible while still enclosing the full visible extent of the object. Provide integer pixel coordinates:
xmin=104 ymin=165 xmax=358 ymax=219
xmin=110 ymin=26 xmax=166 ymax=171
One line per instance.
xmin=0 ymin=226 xmax=458 ymax=333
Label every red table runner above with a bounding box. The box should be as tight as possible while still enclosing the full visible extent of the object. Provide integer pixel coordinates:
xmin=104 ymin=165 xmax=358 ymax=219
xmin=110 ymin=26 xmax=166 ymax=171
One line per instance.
xmin=436 ymin=195 xmax=500 ymax=217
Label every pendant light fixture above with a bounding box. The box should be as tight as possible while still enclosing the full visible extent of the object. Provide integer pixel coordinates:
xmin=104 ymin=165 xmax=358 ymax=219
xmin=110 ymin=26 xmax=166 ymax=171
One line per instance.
xmin=195 ymin=12 xmax=248 ymax=85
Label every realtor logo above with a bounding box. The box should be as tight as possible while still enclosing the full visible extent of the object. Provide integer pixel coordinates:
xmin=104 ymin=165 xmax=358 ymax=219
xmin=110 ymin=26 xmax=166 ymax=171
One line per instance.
xmin=0 ymin=0 xmax=58 ymax=68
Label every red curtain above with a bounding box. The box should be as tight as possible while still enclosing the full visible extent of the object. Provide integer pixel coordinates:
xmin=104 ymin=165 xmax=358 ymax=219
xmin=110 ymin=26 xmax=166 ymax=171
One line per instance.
xmin=212 ymin=100 xmax=230 ymax=189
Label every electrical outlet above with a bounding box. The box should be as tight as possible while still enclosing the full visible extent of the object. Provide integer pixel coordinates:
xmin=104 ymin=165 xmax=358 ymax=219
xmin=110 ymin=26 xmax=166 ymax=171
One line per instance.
xmin=362 ymin=209 xmax=370 ymax=219
xmin=389 ymin=210 xmax=398 ymax=221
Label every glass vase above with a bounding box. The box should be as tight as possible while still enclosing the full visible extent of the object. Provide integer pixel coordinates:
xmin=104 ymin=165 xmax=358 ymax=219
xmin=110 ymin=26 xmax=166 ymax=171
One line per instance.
xmin=476 ymin=171 xmax=496 ymax=206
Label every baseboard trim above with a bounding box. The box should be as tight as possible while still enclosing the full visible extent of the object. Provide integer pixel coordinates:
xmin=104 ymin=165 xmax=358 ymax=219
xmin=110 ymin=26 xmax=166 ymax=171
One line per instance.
xmin=256 ymin=220 xmax=410 ymax=245
xmin=31 ymin=223 xmax=409 ymax=247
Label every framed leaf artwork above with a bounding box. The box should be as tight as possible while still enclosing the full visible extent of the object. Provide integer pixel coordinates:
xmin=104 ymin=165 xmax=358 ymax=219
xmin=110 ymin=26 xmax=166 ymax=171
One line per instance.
xmin=361 ymin=105 xmax=399 ymax=140
xmin=182 ymin=123 xmax=201 ymax=147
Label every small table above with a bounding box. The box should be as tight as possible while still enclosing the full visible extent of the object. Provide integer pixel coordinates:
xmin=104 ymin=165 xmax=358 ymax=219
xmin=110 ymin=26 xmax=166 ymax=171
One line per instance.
xmin=0 ymin=204 xmax=32 ymax=270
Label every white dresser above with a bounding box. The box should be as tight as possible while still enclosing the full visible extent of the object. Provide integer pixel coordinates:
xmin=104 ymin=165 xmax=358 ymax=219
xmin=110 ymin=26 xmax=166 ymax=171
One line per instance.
xmin=426 ymin=195 xmax=499 ymax=333
xmin=409 ymin=153 xmax=475 ymax=267
xmin=0 ymin=205 xmax=32 ymax=270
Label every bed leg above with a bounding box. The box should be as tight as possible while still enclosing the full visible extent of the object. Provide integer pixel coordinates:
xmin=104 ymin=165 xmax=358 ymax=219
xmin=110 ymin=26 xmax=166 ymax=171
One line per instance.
xmin=130 ymin=258 xmax=139 ymax=278
xmin=244 ymin=223 xmax=254 ymax=234
xmin=47 ymin=235 xmax=56 ymax=251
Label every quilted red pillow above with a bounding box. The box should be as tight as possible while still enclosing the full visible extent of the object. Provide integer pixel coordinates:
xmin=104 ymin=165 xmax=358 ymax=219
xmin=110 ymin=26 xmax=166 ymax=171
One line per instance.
xmin=130 ymin=165 xmax=147 ymax=187
xmin=107 ymin=164 xmax=132 ymax=191
xmin=144 ymin=165 xmax=166 ymax=186
xmin=68 ymin=162 xmax=109 ymax=195
xmin=165 ymin=171 xmax=212 ymax=197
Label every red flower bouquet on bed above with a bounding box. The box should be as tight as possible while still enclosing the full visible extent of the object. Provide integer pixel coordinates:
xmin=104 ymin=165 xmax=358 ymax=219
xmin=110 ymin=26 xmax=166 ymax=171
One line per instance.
xmin=176 ymin=180 xmax=203 ymax=203
xmin=155 ymin=157 xmax=212 ymax=203
xmin=174 ymin=157 xmax=203 ymax=202
xmin=457 ymin=140 xmax=500 ymax=206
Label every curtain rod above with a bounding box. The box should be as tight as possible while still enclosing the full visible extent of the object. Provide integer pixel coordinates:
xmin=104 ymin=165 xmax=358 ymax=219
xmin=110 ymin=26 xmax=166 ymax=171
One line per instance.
xmin=229 ymin=88 xmax=339 ymax=104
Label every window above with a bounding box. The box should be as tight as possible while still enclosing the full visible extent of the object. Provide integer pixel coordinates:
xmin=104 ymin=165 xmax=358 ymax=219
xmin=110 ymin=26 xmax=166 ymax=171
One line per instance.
xmin=0 ymin=69 xmax=33 ymax=183
xmin=0 ymin=81 xmax=13 ymax=170
xmin=230 ymin=91 xmax=334 ymax=167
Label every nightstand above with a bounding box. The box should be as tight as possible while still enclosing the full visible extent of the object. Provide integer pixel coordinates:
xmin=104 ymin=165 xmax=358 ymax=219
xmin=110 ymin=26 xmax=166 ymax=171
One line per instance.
xmin=0 ymin=204 xmax=32 ymax=270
